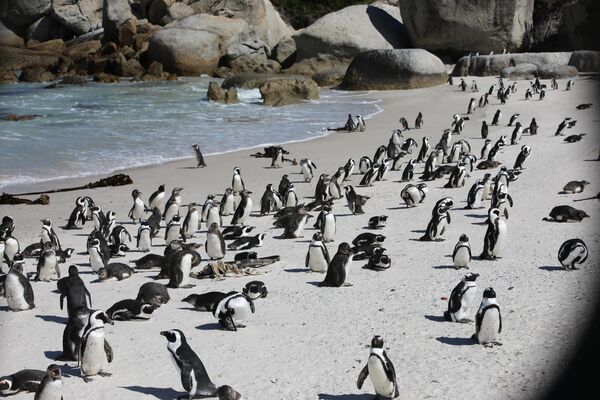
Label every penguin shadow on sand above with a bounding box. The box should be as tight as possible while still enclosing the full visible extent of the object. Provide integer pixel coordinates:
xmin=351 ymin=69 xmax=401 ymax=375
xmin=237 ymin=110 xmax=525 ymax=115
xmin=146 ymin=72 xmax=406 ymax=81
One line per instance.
xmin=195 ymin=322 xmax=222 ymax=331
xmin=539 ymin=265 xmax=565 ymax=271
xmin=122 ymin=386 xmax=183 ymax=399
xmin=43 ymin=350 xmax=63 ymax=361
xmin=435 ymin=336 xmax=476 ymax=346
xmin=36 ymin=314 xmax=68 ymax=324
xmin=424 ymin=315 xmax=447 ymax=322
xmin=319 ymin=394 xmax=373 ymax=400
xmin=284 ymin=268 xmax=310 ymax=273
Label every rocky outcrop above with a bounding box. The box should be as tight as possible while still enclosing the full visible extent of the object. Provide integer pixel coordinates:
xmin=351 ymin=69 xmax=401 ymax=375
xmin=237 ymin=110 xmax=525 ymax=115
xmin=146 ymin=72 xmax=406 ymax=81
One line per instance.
xmin=26 ymin=16 xmax=70 ymax=43
xmin=293 ymin=4 xmax=410 ymax=62
xmin=500 ymin=62 xmax=577 ymax=79
xmin=19 ymin=66 xmax=55 ymax=82
xmin=272 ymin=36 xmax=296 ymax=68
xmin=222 ymin=72 xmax=309 ymax=90
xmin=0 ymin=46 xmax=62 ymax=71
xmin=207 ymin=81 xmax=239 ymax=104
xmin=51 ymin=0 xmax=103 ymax=36
xmin=284 ymin=53 xmax=349 ymax=83
xmin=398 ymin=0 xmax=535 ymax=57
xmin=63 ymin=40 xmax=102 ymax=61
xmin=146 ymin=28 xmax=220 ymax=75
xmin=167 ymin=14 xmax=249 ymax=48
xmin=93 ymin=72 xmax=120 ymax=82
xmin=0 ymin=70 xmax=18 ymax=83
xmin=452 ymin=52 xmax=572 ymax=76
xmin=537 ymin=64 xmax=578 ymax=78
xmin=259 ymin=77 xmax=319 ymax=106
xmin=0 ymin=0 xmax=51 ymax=27
xmin=500 ymin=63 xmax=539 ymax=79
xmin=568 ymin=50 xmax=600 ymax=72
xmin=102 ymin=0 xmax=135 ymax=44
xmin=342 ymin=49 xmax=447 ymax=90
xmin=0 ymin=20 xmax=24 ymax=47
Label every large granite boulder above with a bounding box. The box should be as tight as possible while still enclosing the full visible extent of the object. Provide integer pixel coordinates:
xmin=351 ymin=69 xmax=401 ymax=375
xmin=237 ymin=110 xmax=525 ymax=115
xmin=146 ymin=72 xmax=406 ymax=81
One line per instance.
xmin=26 ymin=16 xmax=70 ymax=43
xmin=19 ymin=66 xmax=54 ymax=82
xmin=167 ymin=14 xmax=249 ymax=48
xmin=272 ymin=36 xmax=296 ymax=68
xmin=259 ymin=77 xmax=319 ymax=106
xmin=0 ymin=20 xmax=24 ymax=47
xmin=568 ymin=50 xmax=600 ymax=72
xmin=537 ymin=64 xmax=578 ymax=78
xmin=500 ymin=63 xmax=539 ymax=79
xmin=0 ymin=0 xmax=51 ymax=27
xmin=51 ymin=0 xmax=103 ymax=36
xmin=342 ymin=48 xmax=447 ymax=90
xmin=0 ymin=70 xmax=18 ymax=84
xmin=222 ymin=72 xmax=309 ymax=89
xmin=63 ymin=40 xmax=102 ymax=61
xmin=102 ymin=0 xmax=135 ymax=44
xmin=207 ymin=81 xmax=239 ymax=104
xmin=398 ymin=0 xmax=534 ymax=57
xmin=452 ymin=52 xmax=572 ymax=76
xmin=146 ymin=28 xmax=220 ymax=75
xmin=293 ymin=3 xmax=410 ymax=62
xmin=0 ymin=45 xmax=62 ymax=71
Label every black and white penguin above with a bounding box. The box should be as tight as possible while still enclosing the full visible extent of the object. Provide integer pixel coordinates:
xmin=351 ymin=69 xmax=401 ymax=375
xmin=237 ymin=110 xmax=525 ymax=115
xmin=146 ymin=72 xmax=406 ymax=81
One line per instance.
xmin=4 ymin=255 xmax=34 ymax=311
xmin=242 ymin=281 xmax=268 ymax=300
xmin=57 ymin=265 xmax=92 ymax=319
xmin=558 ymin=238 xmax=588 ymax=270
xmin=444 ymin=272 xmax=479 ymax=322
xmin=147 ymin=207 xmax=161 ymax=238
xmin=137 ymin=282 xmax=170 ymax=307
xmin=160 ymin=329 xmax=218 ymax=396
xmin=566 ymin=79 xmax=574 ymax=90
xmin=284 ymin=184 xmax=299 ymax=208
xmin=415 ymin=112 xmax=423 ymax=128
xmin=221 ymin=225 xmax=255 ymax=240
xmin=227 ymin=233 xmax=265 ymax=250
xmin=444 ymin=164 xmax=467 ymax=188
xmin=343 ymin=158 xmax=355 ymax=181
xmin=508 ymin=113 xmax=520 ymax=126
xmin=217 ymin=385 xmax=243 ymax=400
xmin=206 ymin=223 xmax=226 ymax=260
xmin=137 ymin=220 xmax=152 ymax=252
xmin=231 ymin=190 xmax=253 ymax=226
xmin=400 ymin=183 xmax=427 ymax=207
xmin=165 ymin=215 xmax=182 ymax=246
xmin=167 ymin=250 xmax=199 ymax=288
xmin=365 ymin=247 xmax=392 ymax=270
xmin=562 ymin=180 xmax=590 ymax=194
xmin=356 ymin=335 xmax=399 ymax=399
xmin=375 ymin=159 xmax=391 ymax=181
xmin=306 ymin=232 xmax=330 ymax=273
xmin=466 ymin=179 xmax=485 ymax=209
xmin=472 ymin=287 xmax=502 ymax=347
xmin=360 ymin=165 xmax=378 ymax=187
xmin=180 ymin=203 xmax=200 ymax=240
xmin=401 ymin=138 xmax=418 ymax=154
xmin=79 ymin=310 xmax=113 ymax=381
xmin=510 ymin=122 xmax=522 ymax=145
xmin=260 ymin=184 xmax=276 ymax=215
xmin=163 ymin=187 xmax=183 ymax=224
xmin=491 ymin=109 xmax=501 ymax=126
xmin=452 ymin=234 xmax=472 ymax=269
xmin=543 ymin=205 xmax=589 ymax=222
xmin=278 ymin=175 xmax=291 ymax=199
xmin=33 ymin=364 xmax=62 ymax=400
xmin=213 ymin=292 xmax=255 ymax=331
xmin=182 ymin=292 xmax=228 ymax=312
xmin=192 ymin=144 xmax=207 ymax=167
xmin=109 ymin=225 xmax=131 ymax=247
xmin=35 ymin=242 xmax=60 ymax=281
xmin=205 ymin=201 xmax=222 ymax=230
xmin=359 ymin=156 xmax=372 ymax=174
xmin=564 ymin=133 xmax=586 ymax=143
xmin=328 ymin=168 xmax=343 ymax=199
xmin=107 ymin=299 xmax=155 ymax=321
xmin=97 ymin=263 xmax=135 ymax=282
xmin=231 ymin=167 xmax=245 ymax=194
xmin=554 ymin=117 xmax=571 ymax=136
xmin=320 ymin=242 xmax=352 ymax=287
xmin=373 ymin=145 xmax=387 ymax=166
xmin=345 ymin=186 xmax=369 ymax=215
xmin=416 ymin=137 xmax=430 ymax=163
xmin=148 ymin=184 xmax=166 ymax=211
xmin=420 ymin=197 xmax=454 ymax=241
xmin=40 ymin=218 xmax=61 ymax=251
xmin=300 ymin=158 xmax=317 ymax=182
xmin=0 ymin=369 xmax=45 ymax=396
xmin=467 ymin=97 xmax=476 ymax=114
xmin=66 ymin=197 xmax=86 ymax=229
xmin=320 ymin=207 xmax=336 ymax=243
xmin=401 ymin=159 xmax=416 ymax=182
xmin=220 ymin=188 xmax=236 ymax=217
xmin=513 ymin=145 xmax=531 ymax=169
xmin=128 ymin=189 xmax=146 ymax=223
xmin=271 ymin=147 xmax=283 ymax=168
xmin=480 ymin=208 xmax=507 ymax=260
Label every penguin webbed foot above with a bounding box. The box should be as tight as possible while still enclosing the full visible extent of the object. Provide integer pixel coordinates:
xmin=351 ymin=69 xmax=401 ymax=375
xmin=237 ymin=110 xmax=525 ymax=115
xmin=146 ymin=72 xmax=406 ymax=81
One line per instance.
xmin=458 ymin=319 xmax=473 ymax=324
xmin=82 ymin=376 xmax=93 ymax=383
xmin=98 ymin=371 xmax=112 ymax=377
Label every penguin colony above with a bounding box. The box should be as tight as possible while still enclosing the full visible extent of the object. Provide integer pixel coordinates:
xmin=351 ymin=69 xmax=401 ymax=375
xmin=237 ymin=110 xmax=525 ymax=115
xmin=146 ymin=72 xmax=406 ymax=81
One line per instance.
xmin=0 ymin=72 xmax=596 ymax=399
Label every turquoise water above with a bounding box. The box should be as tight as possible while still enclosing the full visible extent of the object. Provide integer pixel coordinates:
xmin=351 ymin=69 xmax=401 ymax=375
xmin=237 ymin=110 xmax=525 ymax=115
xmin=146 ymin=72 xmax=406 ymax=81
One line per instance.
xmin=0 ymin=77 xmax=381 ymax=189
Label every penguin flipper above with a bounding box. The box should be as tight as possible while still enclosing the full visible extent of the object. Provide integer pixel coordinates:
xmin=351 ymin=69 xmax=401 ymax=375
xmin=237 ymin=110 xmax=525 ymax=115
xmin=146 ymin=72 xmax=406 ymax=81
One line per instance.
xmin=383 ymin=350 xmax=399 ymax=396
xmin=104 ymin=339 xmax=113 ymax=363
xmin=180 ymin=359 xmax=194 ymax=393
xmin=356 ymin=364 xmax=369 ymax=389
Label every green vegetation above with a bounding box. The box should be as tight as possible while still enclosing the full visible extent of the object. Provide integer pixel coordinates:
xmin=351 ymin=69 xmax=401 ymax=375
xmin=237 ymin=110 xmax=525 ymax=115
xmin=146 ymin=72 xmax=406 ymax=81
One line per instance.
xmin=271 ymin=0 xmax=371 ymax=29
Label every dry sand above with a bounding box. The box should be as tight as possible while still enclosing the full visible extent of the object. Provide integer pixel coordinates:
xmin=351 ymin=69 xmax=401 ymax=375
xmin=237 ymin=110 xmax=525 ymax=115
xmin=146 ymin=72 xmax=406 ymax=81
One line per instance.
xmin=0 ymin=75 xmax=598 ymax=400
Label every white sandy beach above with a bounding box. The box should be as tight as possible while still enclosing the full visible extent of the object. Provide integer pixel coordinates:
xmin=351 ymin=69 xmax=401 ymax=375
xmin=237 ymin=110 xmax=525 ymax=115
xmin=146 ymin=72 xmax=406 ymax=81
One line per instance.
xmin=1 ymin=75 xmax=598 ymax=400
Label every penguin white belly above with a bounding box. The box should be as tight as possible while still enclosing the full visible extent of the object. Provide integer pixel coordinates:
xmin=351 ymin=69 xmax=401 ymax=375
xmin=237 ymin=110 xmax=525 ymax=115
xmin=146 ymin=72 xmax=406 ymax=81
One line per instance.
xmin=164 ymin=204 xmax=179 ymax=225
xmin=343 ymin=258 xmax=352 ymax=281
xmin=308 ymin=247 xmax=328 ymax=273
xmin=228 ymin=297 xmax=252 ymax=325
xmin=150 ymin=193 xmax=165 ymax=210
xmin=329 ymin=182 xmax=341 ymax=199
xmin=407 ymin=189 xmax=420 ymax=206
xmin=5 ymin=273 xmax=29 ymax=310
xmin=36 ymin=379 xmax=62 ymax=400
xmin=322 ymin=216 xmax=335 ymax=242
xmin=89 ymin=250 xmax=104 ymax=272
xmin=165 ymin=228 xmax=179 ymax=246
xmin=138 ymin=232 xmax=151 ymax=251
xmin=367 ymin=356 xmax=395 ymax=396
xmin=185 ymin=214 xmax=199 ymax=237
xmin=39 ymin=255 xmax=58 ymax=281
xmin=292 ymin=217 xmax=307 ymax=238
xmin=132 ymin=199 xmax=145 ymax=220
xmin=206 ymin=235 xmax=224 ymax=259
xmin=561 ymin=248 xmax=582 ymax=268
xmin=491 ymin=221 xmax=507 ymax=257
xmin=4 ymin=239 xmax=18 ymax=261
xmin=473 ymin=188 xmax=484 ymax=208
xmin=221 ymin=197 xmax=235 ymax=215
xmin=286 ymin=192 xmax=297 ymax=207
xmin=301 ymin=165 xmax=312 ymax=182
xmin=41 ymin=230 xmax=51 ymax=244
xmin=81 ymin=332 xmax=106 ymax=376
xmin=179 ymin=254 xmax=193 ymax=287
xmin=477 ymin=309 xmax=500 ymax=344
xmin=92 ymin=216 xmax=102 ymax=231
xmin=435 ymin=217 xmax=448 ymax=238
xmin=453 ymin=247 xmax=470 ymax=268
xmin=232 ymin=176 xmax=243 ymax=193
xmin=206 ymin=209 xmax=220 ymax=228
xmin=455 ymin=286 xmax=476 ymax=321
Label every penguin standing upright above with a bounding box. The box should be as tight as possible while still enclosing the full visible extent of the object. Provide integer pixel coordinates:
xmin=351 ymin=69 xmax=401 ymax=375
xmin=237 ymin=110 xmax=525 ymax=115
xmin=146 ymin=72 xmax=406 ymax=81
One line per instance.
xmin=128 ymin=189 xmax=145 ymax=223
xmin=167 ymin=250 xmax=199 ymax=288
xmin=220 ymin=188 xmax=236 ymax=216
xmin=306 ymin=232 xmax=330 ymax=273
xmin=148 ymin=184 xmax=166 ymax=211
xmin=165 ymin=216 xmax=182 ymax=246
xmin=356 ymin=335 xmax=399 ymax=399
xmin=136 ymin=220 xmax=152 ymax=252
xmin=300 ymin=159 xmax=317 ymax=182
xmin=88 ymin=239 xmax=108 ymax=273
xmin=444 ymin=272 xmax=479 ymax=322
xmin=231 ymin=190 xmax=253 ymax=225
xmin=491 ymin=110 xmax=501 ymax=126
xmin=205 ymin=203 xmax=222 ymax=229
xmin=271 ymin=147 xmax=283 ymax=168
xmin=401 ymin=159 xmax=416 ymax=182
xmin=192 ymin=144 xmax=207 ymax=167
xmin=40 ymin=218 xmax=61 ymax=251
xmin=163 ymin=188 xmax=183 ymax=224
xmin=260 ymin=184 xmax=276 ymax=215
xmin=359 ymin=156 xmax=372 ymax=174
xmin=472 ymin=287 xmax=502 ymax=347
xmin=78 ymin=310 xmax=113 ymax=381
xmin=420 ymin=198 xmax=454 ymax=241
xmin=57 ymin=265 xmax=92 ymax=319
xmin=345 ymin=186 xmax=369 ymax=215
xmin=510 ymin=122 xmax=522 ymax=145
xmin=205 ymin=223 xmax=226 ymax=260
xmin=181 ymin=204 xmax=200 ymax=239
xmin=278 ymin=175 xmax=291 ymax=198
xmin=480 ymin=208 xmax=507 ymax=260
xmin=416 ymin=137 xmax=429 ymax=163
xmin=33 ymin=364 xmax=62 ymax=400
xmin=4 ymin=255 xmax=35 ymax=311
xmin=320 ymin=207 xmax=336 ymax=243
xmin=35 ymin=243 xmax=60 ymax=281
xmin=320 ymin=242 xmax=353 ymax=287
xmin=513 ymin=145 xmax=531 ymax=169
xmin=284 ymin=185 xmax=299 ymax=207
xmin=66 ymin=197 xmax=86 ymax=229
xmin=160 ymin=329 xmax=218 ymax=397
xmin=343 ymin=158 xmax=355 ymax=181
xmin=466 ymin=179 xmax=485 ymax=209
xmin=415 ymin=112 xmax=423 ymax=128
xmin=467 ymin=97 xmax=476 ymax=114
xmin=231 ymin=167 xmax=245 ymax=194
xmin=452 ymin=234 xmax=472 ymax=269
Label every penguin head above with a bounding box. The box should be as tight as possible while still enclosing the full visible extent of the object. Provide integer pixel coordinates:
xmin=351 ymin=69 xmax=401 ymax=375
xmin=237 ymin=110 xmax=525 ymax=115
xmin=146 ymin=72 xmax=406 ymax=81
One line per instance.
xmin=241 ymin=226 xmax=255 ymax=235
xmin=192 ymin=144 xmax=199 ymax=149
xmin=459 ymin=234 xmax=469 ymax=243
xmin=0 ymin=377 xmax=13 ymax=391
xmin=483 ymin=287 xmax=496 ymax=298
xmin=140 ymin=219 xmax=148 ymax=226
xmin=208 ymin=222 xmax=220 ymax=233
xmin=97 ymin=268 xmax=108 ymax=280
xmin=375 ymin=235 xmax=386 ymax=243
xmin=76 ymin=196 xmax=85 ymax=206
xmin=233 ymin=167 xmax=241 ymax=175
xmin=158 ymin=184 xmax=165 ymax=191
xmin=68 ymin=265 xmax=79 ymax=276
xmin=217 ymin=385 xmax=242 ymax=400
xmin=312 ymin=232 xmax=323 ymax=241
xmin=41 ymin=218 xmax=52 ymax=226
xmin=337 ymin=242 xmax=352 ymax=256
xmin=47 ymin=364 xmax=61 ymax=380
xmin=160 ymin=329 xmax=186 ymax=345
xmin=140 ymin=304 xmax=156 ymax=317
xmin=464 ymin=272 xmax=479 ymax=282
xmin=370 ymin=335 xmax=384 ymax=349
xmin=90 ymin=310 xmax=112 ymax=326
xmin=152 ymin=207 xmax=161 ymax=216
xmin=243 ymin=281 xmax=268 ymax=300
xmin=132 ymin=189 xmax=142 ymax=198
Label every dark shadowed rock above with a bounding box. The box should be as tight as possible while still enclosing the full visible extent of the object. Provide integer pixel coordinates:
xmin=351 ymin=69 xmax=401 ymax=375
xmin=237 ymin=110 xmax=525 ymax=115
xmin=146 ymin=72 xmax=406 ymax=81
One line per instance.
xmin=537 ymin=64 xmax=577 ymax=78
xmin=0 ymin=0 xmax=51 ymax=27
xmin=26 ymin=16 xmax=70 ymax=43
xmin=272 ymin=36 xmax=296 ymax=68
xmin=568 ymin=50 xmax=600 ymax=72
xmin=500 ymin=63 xmax=539 ymax=79
xmin=259 ymin=77 xmax=319 ymax=106
xmin=452 ymin=52 xmax=572 ymax=76
xmin=342 ymin=48 xmax=447 ymax=90
xmin=19 ymin=66 xmax=54 ymax=82
xmin=59 ymin=74 xmax=87 ymax=84
xmin=102 ymin=0 xmax=135 ymax=44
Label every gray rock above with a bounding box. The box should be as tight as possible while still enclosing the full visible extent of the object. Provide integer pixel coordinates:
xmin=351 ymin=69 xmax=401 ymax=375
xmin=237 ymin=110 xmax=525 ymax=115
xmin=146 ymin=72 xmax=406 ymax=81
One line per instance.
xmin=0 ymin=0 xmax=51 ymax=27
xmin=147 ymin=28 xmax=220 ymax=75
xmin=0 ymin=70 xmax=18 ymax=84
xmin=167 ymin=2 xmax=195 ymax=22
xmin=51 ymin=0 xmax=103 ymax=36
xmin=167 ymin=14 xmax=249 ymax=48
xmin=537 ymin=64 xmax=578 ymax=78
xmin=452 ymin=52 xmax=572 ymax=76
xmin=19 ymin=66 xmax=54 ymax=82
xmin=102 ymin=0 xmax=135 ymax=43
xmin=293 ymin=4 xmax=410 ymax=62
xmin=26 ymin=16 xmax=70 ymax=43
xmin=500 ymin=63 xmax=539 ymax=79
xmin=284 ymin=53 xmax=350 ymax=78
xmin=207 ymin=81 xmax=226 ymax=102
xmin=342 ymin=48 xmax=447 ymax=90
xmin=0 ymin=45 xmax=62 ymax=71
xmin=312 ymin=67 xmax=347 ymax=88
xmin=398 ymin=0 xmax=534 ymax=57
xmin=259 ymin=77 xmax=319 ymax=106
xmin=272 ymin=36 xmax=296 ymax=68
xmin=222 ymin=72 xmax=310 ymax=90
xmin=63 ymin=40 xmax=102 ymax=61
xmin=568 ymin=50 xmax=600 ymax=72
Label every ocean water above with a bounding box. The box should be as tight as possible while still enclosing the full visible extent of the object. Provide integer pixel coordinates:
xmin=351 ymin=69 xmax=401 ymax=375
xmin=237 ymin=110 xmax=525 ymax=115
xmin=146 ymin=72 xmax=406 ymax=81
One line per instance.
xmin=0 ymin=77 xmax=382 ymax=190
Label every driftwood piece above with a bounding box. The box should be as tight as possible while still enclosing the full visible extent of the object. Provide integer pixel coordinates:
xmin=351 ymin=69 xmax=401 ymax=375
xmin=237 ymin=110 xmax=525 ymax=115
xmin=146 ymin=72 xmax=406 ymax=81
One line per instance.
xmin=6 ymin=173 xmax=133 ymax=197
xmin=0 ymin=193 xmax=50 ymax=205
